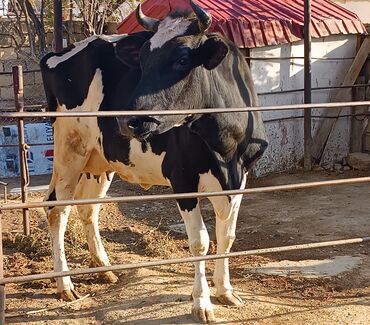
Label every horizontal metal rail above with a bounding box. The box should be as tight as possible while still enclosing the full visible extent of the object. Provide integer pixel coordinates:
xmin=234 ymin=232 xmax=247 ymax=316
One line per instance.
xmin=0 ymin=142 xmax=52 ymax=148
xmin=246 ymin=56 xmax=357 ymax=61
xmin=0 ymin=70 xmax=41 ymax=76
xmin=1 ymin=85 xmax=369 ymax=112
xmin=264 ymin=113 xmax=370 ymax=123
xmin=1 ymin=236 xmax=369 ymax=285
xmin=0 ymin=101 xmax=369 ymax=119
xmin=1 ymin=113 xmax=369 ymax=149
xmin=258 ymin=83 xmax=370 ymax=96
xmin=1 ymin=177 xmax=370 ymax=211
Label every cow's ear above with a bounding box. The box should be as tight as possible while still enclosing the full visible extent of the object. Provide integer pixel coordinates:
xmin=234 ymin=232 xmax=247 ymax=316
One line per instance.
xmin=115 ymin=34 xmax=149 ymax=68
xmin=198 ymin=35 xmax=228 ymax=70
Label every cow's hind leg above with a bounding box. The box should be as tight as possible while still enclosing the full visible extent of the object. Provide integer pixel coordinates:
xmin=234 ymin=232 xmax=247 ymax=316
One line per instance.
xmin=45 ymin=166 xmax=85 ymax=301
xmin=74 ymin=172 xmax=117 ymax=284
xmin=177 ymin=199 xmax=215 ymax=324
xmin=208 ymin=174 xmax=247 ymax=306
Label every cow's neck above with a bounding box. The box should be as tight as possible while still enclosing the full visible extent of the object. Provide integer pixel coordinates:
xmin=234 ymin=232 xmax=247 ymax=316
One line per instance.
xmin=190 ymin=51 xmax=252 ymax=165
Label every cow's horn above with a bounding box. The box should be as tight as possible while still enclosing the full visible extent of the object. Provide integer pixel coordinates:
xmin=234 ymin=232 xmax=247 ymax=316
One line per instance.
xmin=190 ymin=0 xmax=212 ymax=32
xmin=136 ymin=4 xmax=159 ymax=32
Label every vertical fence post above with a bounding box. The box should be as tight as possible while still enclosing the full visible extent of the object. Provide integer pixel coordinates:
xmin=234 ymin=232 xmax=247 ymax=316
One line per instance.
xmin=53 ymin=0 xmax=63 ymax=52
xmin=304 ymin=0 xmax=312 ymax=170
xmin=0 ymin=212 xmax=5 ymax=325
xmin=0 ymin=182 xmax=7 ymax=204
xmin=12 ymin=66 xmax=30 ymax=236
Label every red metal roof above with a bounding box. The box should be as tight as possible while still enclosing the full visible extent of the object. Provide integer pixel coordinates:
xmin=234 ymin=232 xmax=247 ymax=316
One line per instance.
xmin=117 ymin=0 xmax=366 ymax=48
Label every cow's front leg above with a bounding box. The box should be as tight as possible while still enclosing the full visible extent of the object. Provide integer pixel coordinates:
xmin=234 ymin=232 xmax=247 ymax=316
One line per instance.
xmin=210 ymin=174 xmax=247 ymax=306
xmin=177 ymin=200 xmax=215 ymax=324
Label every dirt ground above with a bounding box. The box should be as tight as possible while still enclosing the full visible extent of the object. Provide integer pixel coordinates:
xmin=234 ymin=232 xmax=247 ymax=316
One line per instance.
xmin=1 ymin=170 xmax=370 ymax=324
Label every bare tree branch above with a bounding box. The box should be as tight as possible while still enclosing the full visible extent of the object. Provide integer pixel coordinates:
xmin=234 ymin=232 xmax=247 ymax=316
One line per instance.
xmin=24 ymin=0 xmax=47 ymax=55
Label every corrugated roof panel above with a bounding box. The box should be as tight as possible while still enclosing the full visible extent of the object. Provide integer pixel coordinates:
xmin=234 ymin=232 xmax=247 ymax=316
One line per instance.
xmin=323 ymin=20 xmax=341 ymax=35
xmin=334 ymin=20 xmax=348 ymax=35
xmin=315 ymin=20 xmax=331 ymax=37
xmin=117 ymin=0 xmax=367 ymax=48
xmin=262 ymin=20 xmax=278 ymax=47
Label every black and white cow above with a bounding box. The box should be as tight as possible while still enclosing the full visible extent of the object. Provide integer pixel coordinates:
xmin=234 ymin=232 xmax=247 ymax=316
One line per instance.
xmin=116 ymin=2 xmax=268 ymax=322
xmin=40 ymin=31 xmax=154 ymax=299
xmin=40 ymin=1 xmax=267 ymax=323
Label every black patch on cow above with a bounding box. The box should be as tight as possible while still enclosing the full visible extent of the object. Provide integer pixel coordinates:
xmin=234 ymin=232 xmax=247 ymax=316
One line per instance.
xmin=46 ymin=189 xmax=57 ymax=210
xmin=149 ymin=126 xmax=227 ymax=212
xmin=141 ymin=141 xmax=148 ymax=153
xmin=115 ymin=31 xmax=153 ymax=69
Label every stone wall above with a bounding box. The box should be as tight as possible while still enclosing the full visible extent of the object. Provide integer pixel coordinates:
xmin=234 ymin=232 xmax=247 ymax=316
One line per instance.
xmin=0 ymin=19 xmax=118 ymax=110
xmin=0 ymin=46 xmax=45 ymax=109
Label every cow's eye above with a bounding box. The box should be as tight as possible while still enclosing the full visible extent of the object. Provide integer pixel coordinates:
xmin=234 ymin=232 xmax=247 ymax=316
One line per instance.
xmin=174 ymin=57 xmax=190 ymax=70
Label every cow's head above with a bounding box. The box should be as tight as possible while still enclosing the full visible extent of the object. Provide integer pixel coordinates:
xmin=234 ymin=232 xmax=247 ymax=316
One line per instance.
xmin=115 ymin=0 xmax=230 ymax=140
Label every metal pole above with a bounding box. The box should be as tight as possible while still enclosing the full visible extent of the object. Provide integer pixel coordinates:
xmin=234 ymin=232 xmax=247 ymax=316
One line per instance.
xmin=12 ymin=66 xmax=30 ymax=236
xmin=0 ymin=236 xmax=369 ymax=285
xmin=0 ymin=212 xmax=5 ymax=325
xmin=53 ymin=0 xmax=63 ymax=51
xmin=1 ymin=176 xmax=370 ymax=211
xmin=304 ymin=0 xmax=312 ymax=170
xmin=0 ymin=101 xmax=370 ymax=119
xmin=0 ymin=182 xmax=7 ymax=204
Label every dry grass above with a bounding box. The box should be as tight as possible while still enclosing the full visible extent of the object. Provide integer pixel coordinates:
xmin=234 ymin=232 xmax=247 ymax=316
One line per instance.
xmin=64 ymin=208 xmax=88 ymax=257
xmin=3 ymin=208 xmax=103 ymax=261
xmin=3 ymin=228 xmax=51 ymax=260
xmin=137 ymin=229 xmax=186 ymax=259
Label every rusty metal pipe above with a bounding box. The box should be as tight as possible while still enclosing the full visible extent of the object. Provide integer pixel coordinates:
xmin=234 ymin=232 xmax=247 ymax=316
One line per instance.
xmin=0 ymin=236 xmax=369 ymax=286
xmin=0 ymin=213 xmax=5 ymax=325
xmin=12 ymin=66 xmax=30 ymax=236
xmin=0 ymin=183 xmax=7 ymax=204
xmin=1 ymin=177 xmax=370 ymax=211
xmin=304 ymin=0 xmax=312 ymax=171
xmin=0 ymin=101 xmax=369 ymax=119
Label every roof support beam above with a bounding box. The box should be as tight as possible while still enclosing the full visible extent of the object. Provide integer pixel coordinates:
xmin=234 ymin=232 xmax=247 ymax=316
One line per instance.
xmin=312 ymin=36 xmax=370 ymax=163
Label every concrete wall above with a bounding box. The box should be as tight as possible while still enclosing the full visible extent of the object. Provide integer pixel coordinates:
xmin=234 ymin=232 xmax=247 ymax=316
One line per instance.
xmin=251 ymin=34 xmax=358 ymax=174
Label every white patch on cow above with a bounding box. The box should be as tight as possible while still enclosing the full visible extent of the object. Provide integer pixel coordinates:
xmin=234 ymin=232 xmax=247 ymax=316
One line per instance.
xmin=48 ymin=203 xmax=75 ymax=293
xmin=199 ymin=170 xmax=247 ymax=220
xmin=54 ymin=68 xmax=108 ymax=174
xmin=212 ymin=173 xmax=247 ymax=299
xmin=57 ymin=68 xmax=104 ymax=113
xmin=47 ymin=34 xmax=127 ymax=69
xmin=111 ymin=139 xmax=168 ymax=188
xmin=150 ymin=16 xmax=192 ymax=50
xmin=99 ymin=34 xmax=127 ymax=43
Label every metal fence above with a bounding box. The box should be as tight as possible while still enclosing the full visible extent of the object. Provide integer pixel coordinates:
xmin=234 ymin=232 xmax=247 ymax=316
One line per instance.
xmin=0 ymin=67 xmax=370 ymax=324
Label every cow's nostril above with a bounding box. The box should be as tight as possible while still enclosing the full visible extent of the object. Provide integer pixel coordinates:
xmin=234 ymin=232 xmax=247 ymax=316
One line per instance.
xmin=127 ymin=118 xmax=140 ymax=130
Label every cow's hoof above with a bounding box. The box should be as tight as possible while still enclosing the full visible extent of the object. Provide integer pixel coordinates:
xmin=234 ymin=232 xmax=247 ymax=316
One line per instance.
xmin=217 ymin=291 xmax=244 ymax=306
xmin=192 ymin=306 xmax=216 ymax=324
xmin=59 ymin=289 xmax=81 ymax=301
xmin=100 ymin=271 xmax=118 ymax=284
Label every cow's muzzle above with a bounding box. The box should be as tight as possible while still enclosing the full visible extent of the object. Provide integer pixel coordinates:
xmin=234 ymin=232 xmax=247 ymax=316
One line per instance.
xmin=117 ymin=116 xmax=161 ymax=139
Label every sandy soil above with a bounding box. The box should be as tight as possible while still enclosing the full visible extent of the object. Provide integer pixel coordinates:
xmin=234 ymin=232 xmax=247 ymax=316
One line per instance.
xmin=1 ymin=170 xmax=370 ymax=324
